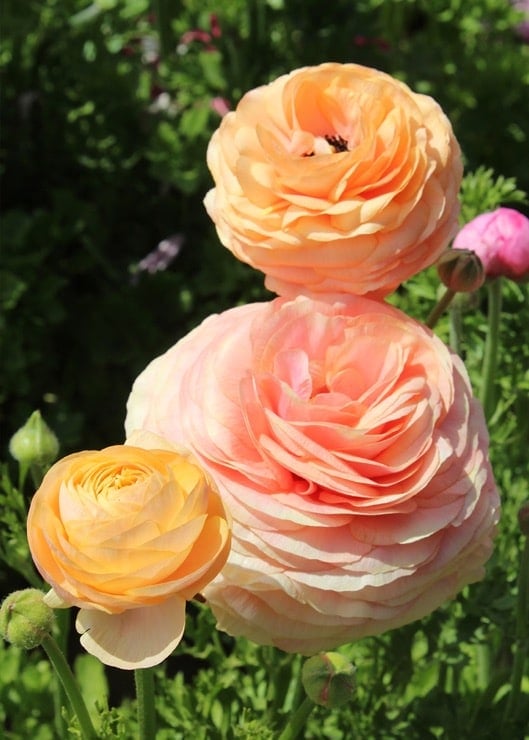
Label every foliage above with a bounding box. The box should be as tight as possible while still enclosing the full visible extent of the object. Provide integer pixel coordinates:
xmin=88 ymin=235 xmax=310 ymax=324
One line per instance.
xmin=1 ymin=1 xmax=529 ymax=738
xmin=1 ymin=0 xmax=528 ymax=452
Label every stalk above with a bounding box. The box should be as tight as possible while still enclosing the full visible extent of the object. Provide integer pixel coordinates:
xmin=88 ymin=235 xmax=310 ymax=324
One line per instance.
xmin=135 ymin=667 xmax=156 ymax=740
xmin=277 ymin=697 xmax=315 ymax=740
xmin=426 ymin=289 xmax=456 ymax=329
xmin=480 ymin=278 xmax=502 ymax=419
xmin=41 ymin=634 xmax=98 ymax=740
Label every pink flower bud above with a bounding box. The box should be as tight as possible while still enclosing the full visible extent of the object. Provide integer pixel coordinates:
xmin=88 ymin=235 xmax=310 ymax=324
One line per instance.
xmin=453 ymin=207 xmax=529 ymax=281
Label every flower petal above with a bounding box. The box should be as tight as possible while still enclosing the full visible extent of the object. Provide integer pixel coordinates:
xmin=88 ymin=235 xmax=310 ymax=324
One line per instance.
xmin=76 ymin=595 xmax=186 ymax=669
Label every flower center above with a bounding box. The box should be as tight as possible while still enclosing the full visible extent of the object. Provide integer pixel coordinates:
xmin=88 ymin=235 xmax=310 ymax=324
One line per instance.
xmin=85 ymin=464 xmax=143 ymax=499
xmin=324 ymin=134 xmax=349 ymax=152
xmin=303 ymin=133 xmax=349 ymax=157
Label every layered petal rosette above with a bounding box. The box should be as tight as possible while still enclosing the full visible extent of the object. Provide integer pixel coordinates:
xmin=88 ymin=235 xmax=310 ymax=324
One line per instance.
xmin=27 ymin=433 xmax=231 ymax=669
xmin=204 ymin=63 xmax=462 ymax=301
xmin=126 ymin=297 xmax=499 ymax=653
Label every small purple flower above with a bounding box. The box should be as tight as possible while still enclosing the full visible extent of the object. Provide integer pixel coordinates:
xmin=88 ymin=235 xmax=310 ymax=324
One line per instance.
xmin=131 ymin=235 xmax=184 ymax=282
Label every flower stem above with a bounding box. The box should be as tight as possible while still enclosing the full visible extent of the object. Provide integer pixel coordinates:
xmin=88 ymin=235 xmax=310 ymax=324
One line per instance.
xmin=277 ymin=696 xmax=315 ymax=740
xmin=52 ymin=609 xmax=71 ymax=738
xmin=135 ymin=667 xmax=156 ymax=740
xmin=41 ymin=634 xmax=98 ymax=740
xmin=480 ymin=278 xmax=502 ymax=419
xmin=449 ymin=297 xmax=463 ymax=355
xmin=426 ymin=289 xmax=456 ymax=329
xmin=475 ymin=641 xmax=491 ymax=691
xmin=153 ymin=0 xmax=173 ymax=59
xmin=504 ymin=534 xmax=529 ymax=723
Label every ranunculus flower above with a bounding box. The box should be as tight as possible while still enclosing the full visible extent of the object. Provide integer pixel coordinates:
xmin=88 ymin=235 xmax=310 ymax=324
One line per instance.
xmin=453 ymin=207 xmax=529 ymax=281
xmin=26 ymin=432 xmax=231 ymax=669
xmin=204 ymin=63 xmax=462 ymax=301
xmin=126 ymin=296 xmax=499 ymax=654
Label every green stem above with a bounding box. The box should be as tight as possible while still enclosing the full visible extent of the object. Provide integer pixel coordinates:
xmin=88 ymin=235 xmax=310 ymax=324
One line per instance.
xmin=153 ymin=0 xmax=176 ymax=59
xmin=135 ymin=667 xmax=156 ymax=740
xmin=468 ymin=667 xmax=510 ymax=730
xmin=475 ymin=641 xmax=491 ymax=691
xmin=426 ymin=289 xmax=456 ymax=329
xmin=480 ymin=278 xmax=502 ymax=419
xmin=278 ymin=696 xmax=315 ymax=740
xmin=52 ymin=610 xmax=71 ymax=739
xmin=41 ymin=634 xmax=98 ymax=740
xmin=449 ymin=296 xmax=463 ymax=355
xmin=504 ymin=534 xmax=529 ymax=722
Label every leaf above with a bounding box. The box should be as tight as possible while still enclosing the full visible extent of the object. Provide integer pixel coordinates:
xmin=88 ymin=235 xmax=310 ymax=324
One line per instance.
xmin=74 ymin=653 xmax=109 ymax=722
xmin=180 ymin=104 xmax=211 ymax=140
xmin=199 ymin=50 xmax=226 ymax=90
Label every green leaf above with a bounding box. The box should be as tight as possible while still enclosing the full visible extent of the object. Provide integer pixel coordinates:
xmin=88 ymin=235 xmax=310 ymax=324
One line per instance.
xmin=75 ymin=653 xmax=109 ymax=722
xmin=180 ymin=104 xmax=211 ymax=140
xmin=199 ymin=50 xmax=226 ymax=90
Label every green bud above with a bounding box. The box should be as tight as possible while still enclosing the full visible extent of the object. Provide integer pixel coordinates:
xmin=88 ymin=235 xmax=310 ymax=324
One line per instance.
xmin=437 ymin=248 xmax=485 ymax=293
xmin=9 ymin=410 xmax=60 ymax=467
xmin=301 ymin=652 xmax=356 ymax=708
xmin=518 ymin=501 xmax=529 ymax=537
xmin=0 ymin=589 xmax=55 ymax=649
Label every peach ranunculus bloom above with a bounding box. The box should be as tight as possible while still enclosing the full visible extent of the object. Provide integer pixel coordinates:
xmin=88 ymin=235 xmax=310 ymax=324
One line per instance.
xmin=204 ymin=63 xmax=463 ymax=301
xmin=125 ymin=296 xmax=500 ymax=654
xmin=26 ymin=431 xmax=231 ymax=669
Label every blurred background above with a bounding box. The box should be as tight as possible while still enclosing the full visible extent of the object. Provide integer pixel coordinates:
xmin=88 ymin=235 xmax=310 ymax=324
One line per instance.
xmin=1 ymin=0 xmax=528 ymax=453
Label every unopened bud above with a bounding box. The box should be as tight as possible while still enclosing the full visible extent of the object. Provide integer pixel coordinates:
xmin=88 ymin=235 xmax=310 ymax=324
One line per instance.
xmin=518 ymin=501 xmax=529 ymax=536
xmin=452 ymin=208 xmax=529 ymax=282
xmin=9 ymin=411 xmax=60 ymax=467
xmin=0 ymin=589 xmax=55 ymax=649
xmin=437 ymin=249 xmax=485 ymax=293
xmin=301 ymin=652 xmax=356 ymax=708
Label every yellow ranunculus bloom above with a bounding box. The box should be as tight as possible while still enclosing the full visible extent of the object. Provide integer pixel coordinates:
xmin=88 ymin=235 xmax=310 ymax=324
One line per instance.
xmin=27 ymin=431 xmax=231 ymax=669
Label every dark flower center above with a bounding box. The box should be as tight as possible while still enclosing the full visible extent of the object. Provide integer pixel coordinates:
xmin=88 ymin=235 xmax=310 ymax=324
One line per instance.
xmin=324 ymin=134 xmax=349 ymax=152
xmin=302 ymin=134 xmax=349 ymax=157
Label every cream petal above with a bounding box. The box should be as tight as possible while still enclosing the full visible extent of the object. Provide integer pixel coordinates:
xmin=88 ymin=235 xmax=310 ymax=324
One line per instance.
xmin=43 ymin=588 xmax=69 ymax=609
xmin=76 ymin=595 xmax=186 ymax=669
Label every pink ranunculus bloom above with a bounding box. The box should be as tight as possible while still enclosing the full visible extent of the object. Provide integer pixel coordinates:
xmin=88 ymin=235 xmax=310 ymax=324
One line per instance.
xmin=453 ymin=207 xmax=529 ymax=281
xmin=125 ymin=296 xmax=500 ymax=654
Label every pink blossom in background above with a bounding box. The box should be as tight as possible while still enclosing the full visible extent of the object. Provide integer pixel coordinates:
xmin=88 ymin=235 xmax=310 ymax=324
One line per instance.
xmin=180 ymin=29 xmax=213 ymax=46
xmin=210 ymin=97 xmax=231 ymax=118
xmin=179 ymin=14 xmax=222 ymax=52
xmin=512 ymin=0 xmax=529 ymax=41
xmin=210 ymin=13 xmax=222 ymax=39
xmin=453 ymin=207 xmax=529 ymax=281
xmin=125 ymin=296 xmax=499 ymax=654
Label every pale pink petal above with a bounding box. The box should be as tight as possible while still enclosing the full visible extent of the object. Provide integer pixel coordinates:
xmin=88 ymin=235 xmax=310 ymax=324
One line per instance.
xmin=126 ymin=294 xmax=500 ymax=653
